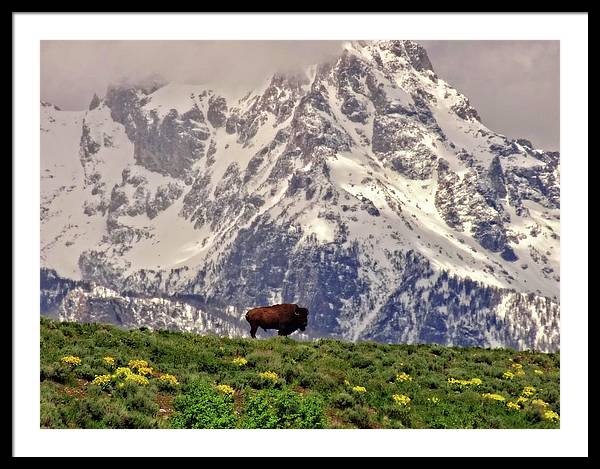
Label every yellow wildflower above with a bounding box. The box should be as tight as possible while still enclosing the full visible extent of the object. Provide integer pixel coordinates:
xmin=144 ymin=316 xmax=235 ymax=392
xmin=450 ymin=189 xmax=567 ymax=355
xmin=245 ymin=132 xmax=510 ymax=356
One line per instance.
xmin=113 ymin=367 xmax=133 ymax=378
xmin=534 ymin=369 xmax=544 ymax=375
xmin=511 ymin=363 xmax=523 ymax=370
xmin=61 ymin=355 xmax=81 ymax=366
xmin=352 ymin=386 xmax=367 ymax=393
xmin=258 ymin=371 xmax=279 ymax=382
xmin=128 ymin=359 xmax=149 ymax=371
xmin=516 ymin=396 xmax=529 ymax=405
xmin=543 ymin=410 xmax=560 ymax=422
xmin=91 ymin=374 xmax=112 ymax=387
xmin=531 ymin=399 xmax=549 ymax=408
xmin=514 ymin=370 xmax=526 ymax=377
xmin=137 ymin=366 xmax=154 ymax=376
xmin=506 ymin=401 xmax=520 ymax=411
xmin=521 ymin=386 xmax=536 ymax=397
xmin=215 ymin=384 xmax=235 ymax=396
xmin=503 ymin=371 xmax=515 ymax=379
xmin=103 ymin=356 xmax=115 ymax=366
xmin=124 ymin=373 xmax=149 ymax=385
xmin=159 ymin=374 xmax=179 ymax=386
xmin=396 ymin=372 xmax=412 ymax=382
xmin=482 ymin=393 xmax=506 ymax=402
xmin=448 ymin=377 xmax=482 ymax=386
xmin=392 ymin=394 xmax=411 ymax=406
xmin=232 ymin=357 xmax=248 ymax=366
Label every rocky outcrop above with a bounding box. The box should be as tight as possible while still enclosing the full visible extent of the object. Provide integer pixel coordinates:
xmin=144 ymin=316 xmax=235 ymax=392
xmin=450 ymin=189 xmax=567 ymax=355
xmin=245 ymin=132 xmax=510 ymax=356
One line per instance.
xmin=57 ymin=285 xmax=247 ymax=337
xmin=88 ymin=93 xmax=101 ymax=111
xmin=105 ymin=86 xmax=214 ymax=178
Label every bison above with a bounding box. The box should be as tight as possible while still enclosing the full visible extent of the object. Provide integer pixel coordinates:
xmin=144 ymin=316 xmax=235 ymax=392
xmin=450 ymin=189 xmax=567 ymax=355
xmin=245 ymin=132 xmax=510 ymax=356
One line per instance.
xmin=245 ymin=304 xmax=309 ymax=338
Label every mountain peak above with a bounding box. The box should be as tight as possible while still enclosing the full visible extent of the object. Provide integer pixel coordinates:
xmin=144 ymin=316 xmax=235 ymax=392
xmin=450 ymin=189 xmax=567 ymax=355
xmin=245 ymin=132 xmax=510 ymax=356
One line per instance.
xmin=344 ymin=40 xmax=434 ymax=73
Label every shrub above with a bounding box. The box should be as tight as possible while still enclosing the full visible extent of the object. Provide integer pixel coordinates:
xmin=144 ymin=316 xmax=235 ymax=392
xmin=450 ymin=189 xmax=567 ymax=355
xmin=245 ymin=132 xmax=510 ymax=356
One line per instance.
xmin=280 ymin=363 xmax=299 ymax=382
xmin=157 ymin=374 xmax=179 ymax=392
xmin=75 ymin=397 xmax=108 ymax=426
xmin=74 ymin=363 xmax=97 ymax=381
xmin=344 ymin=406 xmax=370 ymax=428
xmin=232 ymin=357 xmax=248 ymax=367
xmin=258 ymin=371 xmax=279 ymax=382
xmin=242 ymin=389 xmax=326 ymax=429
xmin=296 ymin=370 xmax=318 ymax=389
xmin=254 ymin=370 xmax=283 ymax=389
xmin=91 ymin=374 xmax=112 ymax=390
xmin=61 ymin=355 xmax=81 ymax=366
xmin=123 ymin=386 xmax=159 ymax=415
xmin=482 ymin=393 xmax=506 ymax=402
xmin=195 ymin=352 xmax=221 ymax=373
xmin=128 ymin=359 xmax=149 ymax=371
xmin=103 ymin=356 xmax=115 ymax=367
xmin=396 ymin=372 xmax=412 ymax=382
xmin=215 ymin=384 xmax=235 ymax=396
xmin=392 ymin=394 xmax=411 ymax=406
xmin=331 ymin=392 xmax=354 ymax=409
xmin=349 ymin=354 xmax=372 ymax=369
xmin=171 ymin=380 xmax=236 ymax=429
xmin=388 ymin=405 xmax=413 ymax=427
xmin=40 ymin=402 xmax=63 ymax=428
xmin=40 ymin=363 xmax=70 ymax=384
xmin=124 ymin=373 xmax=149 ymax=386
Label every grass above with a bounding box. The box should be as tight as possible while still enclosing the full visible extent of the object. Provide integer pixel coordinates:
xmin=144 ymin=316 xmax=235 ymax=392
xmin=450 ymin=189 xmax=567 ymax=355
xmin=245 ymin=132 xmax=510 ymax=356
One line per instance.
xmin=40 ymin=317 xmax=560 ymax=429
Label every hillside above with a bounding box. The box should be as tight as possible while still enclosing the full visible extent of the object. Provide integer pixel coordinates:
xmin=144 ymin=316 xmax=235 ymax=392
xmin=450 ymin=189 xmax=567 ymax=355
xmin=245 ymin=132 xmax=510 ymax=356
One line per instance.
xmin=40 ymin=318 xmax=560 ymax=429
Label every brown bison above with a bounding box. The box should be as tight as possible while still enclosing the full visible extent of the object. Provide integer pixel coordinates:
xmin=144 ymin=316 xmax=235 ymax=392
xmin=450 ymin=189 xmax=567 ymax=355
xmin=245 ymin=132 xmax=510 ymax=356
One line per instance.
xmin=245 ymin=304 xmax=309 ymax=338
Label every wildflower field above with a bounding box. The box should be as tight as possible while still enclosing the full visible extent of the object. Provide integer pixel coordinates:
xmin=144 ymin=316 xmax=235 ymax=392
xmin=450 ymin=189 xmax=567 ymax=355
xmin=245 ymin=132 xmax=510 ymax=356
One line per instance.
xmin=40 ymin=318 xmax=560 ymax=429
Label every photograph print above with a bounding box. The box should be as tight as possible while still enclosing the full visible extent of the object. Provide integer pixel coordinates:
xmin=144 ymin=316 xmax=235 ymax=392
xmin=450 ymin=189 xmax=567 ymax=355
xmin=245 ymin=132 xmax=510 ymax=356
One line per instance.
xmin=39 ymin=39 xmax=560 ymax=429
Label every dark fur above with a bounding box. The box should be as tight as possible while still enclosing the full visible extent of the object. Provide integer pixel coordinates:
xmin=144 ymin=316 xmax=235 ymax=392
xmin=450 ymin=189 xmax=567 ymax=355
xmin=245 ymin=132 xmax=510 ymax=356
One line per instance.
xmin=245 ymin=304 xmax=309 ymax=338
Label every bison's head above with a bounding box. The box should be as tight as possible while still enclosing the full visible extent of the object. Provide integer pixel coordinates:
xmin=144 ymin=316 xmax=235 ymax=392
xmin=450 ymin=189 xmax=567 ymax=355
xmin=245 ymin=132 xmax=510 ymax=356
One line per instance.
xmin=294 ymin=306 xmax=309 ymax=331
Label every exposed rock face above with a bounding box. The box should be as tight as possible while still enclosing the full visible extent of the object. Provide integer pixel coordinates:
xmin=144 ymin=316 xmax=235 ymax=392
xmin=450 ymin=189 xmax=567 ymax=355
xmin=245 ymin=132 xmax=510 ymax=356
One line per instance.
xmin=451 ymin=97 xmax=481 ymax=122
xmin=364 ymin=265 xmax=559 ymax=352
xmin=57 ymin=283 xmax=247 ymax=337
xmin=89 ymin=93 xmax=101 ymax=111
xmin=41 ymin=268 xmax=90 ymax=317
xmin=79 ymin=120 xmax=101 ymax=162
xmin=105 ymin=85 xmax=213 ymax=178
xmin=40 ymin=41 xmax=560 ymax=351
xmin=227 ymin=73 xmax=309 ymax=145
xmin=207 ymin=95 xmax=228 ymax=128
xmin=489 ymin=156 xmax=508 ymax=199
xmin=398 ymin=40 xmax=435 ymax=72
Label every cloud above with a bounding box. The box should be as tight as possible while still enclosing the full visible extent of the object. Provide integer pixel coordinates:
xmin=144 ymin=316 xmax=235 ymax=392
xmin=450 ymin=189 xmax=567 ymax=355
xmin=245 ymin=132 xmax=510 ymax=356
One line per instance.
xmin=40 ymin=40 xmax=344 ymax=109
xmin=421 ymin=40 xmax=559 ymax=150
xmin=41 ymin=40 xmax=559 ymax=151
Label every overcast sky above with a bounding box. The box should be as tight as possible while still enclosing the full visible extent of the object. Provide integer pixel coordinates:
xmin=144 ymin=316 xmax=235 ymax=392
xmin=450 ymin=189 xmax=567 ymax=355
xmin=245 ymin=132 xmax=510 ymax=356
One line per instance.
xmin=41 ymin=40 xmax=559 ymax=150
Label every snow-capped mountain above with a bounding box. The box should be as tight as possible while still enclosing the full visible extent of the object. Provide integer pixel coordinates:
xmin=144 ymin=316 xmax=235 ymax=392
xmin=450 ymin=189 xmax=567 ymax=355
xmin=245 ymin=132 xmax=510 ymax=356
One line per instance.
xmin=40 ymin=40 xmax=560 ymax=351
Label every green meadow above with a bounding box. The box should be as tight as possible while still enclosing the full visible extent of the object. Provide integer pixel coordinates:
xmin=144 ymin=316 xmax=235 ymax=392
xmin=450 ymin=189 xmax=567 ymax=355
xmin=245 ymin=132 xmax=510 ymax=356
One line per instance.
xmin=40 ymin=317 xmax=560 ymax=429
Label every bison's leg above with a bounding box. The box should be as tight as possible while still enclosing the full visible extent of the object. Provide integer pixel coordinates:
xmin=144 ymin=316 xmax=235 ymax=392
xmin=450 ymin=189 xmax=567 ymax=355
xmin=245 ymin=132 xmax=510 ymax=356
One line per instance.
xmin=250 ymin=322 xmax=258 ymax=339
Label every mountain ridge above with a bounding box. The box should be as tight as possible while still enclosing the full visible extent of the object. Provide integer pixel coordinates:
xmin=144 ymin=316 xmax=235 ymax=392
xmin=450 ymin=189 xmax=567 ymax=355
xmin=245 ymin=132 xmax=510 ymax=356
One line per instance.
xmin=40 ymin=40 xmax=560 ymax=351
